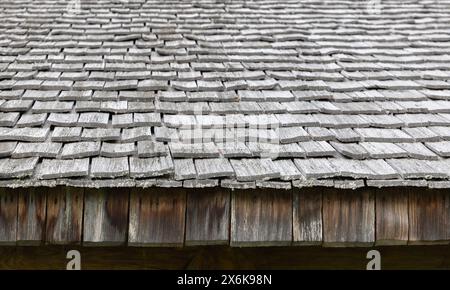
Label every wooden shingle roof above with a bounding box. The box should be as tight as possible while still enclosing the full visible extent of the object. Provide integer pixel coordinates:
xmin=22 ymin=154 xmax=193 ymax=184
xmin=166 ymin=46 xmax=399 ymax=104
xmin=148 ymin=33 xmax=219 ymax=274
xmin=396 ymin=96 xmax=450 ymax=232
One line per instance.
xmin=0 ymin=0 xmax=450 ymax=188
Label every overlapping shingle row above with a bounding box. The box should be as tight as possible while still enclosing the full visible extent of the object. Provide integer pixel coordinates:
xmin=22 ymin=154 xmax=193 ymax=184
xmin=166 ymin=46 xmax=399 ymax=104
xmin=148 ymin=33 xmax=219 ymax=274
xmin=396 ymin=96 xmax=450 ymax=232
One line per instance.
xmin=1 ymin=0 xmax=450 ymax=188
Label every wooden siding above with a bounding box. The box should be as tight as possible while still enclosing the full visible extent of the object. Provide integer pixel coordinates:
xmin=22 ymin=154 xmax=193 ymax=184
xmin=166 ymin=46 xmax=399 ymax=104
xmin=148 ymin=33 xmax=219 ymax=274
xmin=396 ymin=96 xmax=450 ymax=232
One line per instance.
xmin=129 ymin=188 xmax=186 ymax=247
xmin=185 ymin=188 xmax=230 ymax=245
xmin=0 ymin=187 xmax=448 ymax=246
xmin=323 ymin=188 xmax=375 ymax=246
xmin=231 ymin=189 xmax=292 ymax=246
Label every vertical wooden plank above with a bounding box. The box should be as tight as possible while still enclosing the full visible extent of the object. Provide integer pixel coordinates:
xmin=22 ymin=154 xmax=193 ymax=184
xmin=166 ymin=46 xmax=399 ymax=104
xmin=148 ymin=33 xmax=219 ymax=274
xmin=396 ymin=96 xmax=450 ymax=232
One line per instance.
xmin=409 ymin=189 xmax=450 ymax=245
xmin=129 ymin=188 xmax=186 ymax=247
xmin=185 ymin=188 xmax=230 ymax=246
xmin=46 ymin=187 xmax=83 ymax=245
xmin=375 ymin=189 xmax=408 ymax=245
xmin=293 ymin=188 xmax=322 ymax=245
xmin=323 ymin=189 xmax=375 ymax=247
xmin=231 ymin=189 xmax=292 ymax=247
xmin=0 ymin=188 xmax=18 ymax=245
xmin=17 ymin=188 xmax=46 ymax=245
xmin=83 ymin=188 xmax=129 ymax=246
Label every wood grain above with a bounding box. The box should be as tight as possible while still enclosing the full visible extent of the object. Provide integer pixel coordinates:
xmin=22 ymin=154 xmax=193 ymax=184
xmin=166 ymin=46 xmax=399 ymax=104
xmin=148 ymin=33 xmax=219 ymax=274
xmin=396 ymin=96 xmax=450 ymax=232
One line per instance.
xmin=185 ymin=188 xmax=230 ymax=246
xmin=293 ymin=188 xmax=322 ymax=245
xmin=323 ymin=188 xmax=375 ymax=247
xmin=409 ymin=189 xmax=450 ymax=245
xmin=83 ymin=188 xmax=129 ymax=246
xmin=17 ymin=188 xmax=46 ymax=245
xmin=375 ymin=189 xmax=408 ymax=245
xmin=129 ymin=188 xmax=186 ymax=247
xmin=46 ymin=187 xmax=83 ymax=245
xmin=0 ymin=188 xmax=18 ymax=245
xmin=231 ymin=189 xmax=292 ymax=247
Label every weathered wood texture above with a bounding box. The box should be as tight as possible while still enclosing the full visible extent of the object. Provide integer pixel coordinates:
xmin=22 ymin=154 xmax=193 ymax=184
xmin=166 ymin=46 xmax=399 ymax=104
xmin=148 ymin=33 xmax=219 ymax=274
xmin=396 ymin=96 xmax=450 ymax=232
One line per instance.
xmin=231 ymin=189 xmax=292 ymax=246
xmin=0 ymin=187 xmax=448 ymax=246
xmin=46 ymin=187 xmax=84 ymax=245
xmin=0 ymin=188 xmax=18 ymax=245
xmin=409 ymin=189 xmax=450 ymax=245
xmin=17 ymin=188 xmax=46 ymax=245
xmin=375 ymin=189 xmax=409 ymax=246
xmin=1 ymin=245 xmax=450 ymax=270
xmin=83 ymin=188 xmax=130 ymax=246
xmin=185 ymin=188 xmax=230 ymax=245
xmin=323 ymin=189 xmax=375 ymax=247
xmin=129 ymin=188 xmax=186 ymax=247
xmin=293 ymin=189 xmax=322 ymax=245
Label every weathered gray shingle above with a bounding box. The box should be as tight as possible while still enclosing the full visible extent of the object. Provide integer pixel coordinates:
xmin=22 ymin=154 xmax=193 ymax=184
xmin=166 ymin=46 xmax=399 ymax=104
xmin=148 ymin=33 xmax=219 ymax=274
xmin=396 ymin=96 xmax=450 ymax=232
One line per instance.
xmin=195 ymin=158 xmax=234 ymax=179
xmin=169 ymin=142 xmax=219 ymax=158
xmin=16 ymin=113 xmax=47 ymax=127
xmin=37 ymin=158 xmax=89 ymax=179
xmin=121 ymin=127 xmax=152 ymax=142
xmin=386 ymin=159 xmax=447 ymax=179
xmin=330 ymin=142 xmax=369 ymax=159
xmin=294 ymin=158 xmax=337 ymax=179
xmin=0 ymin=112 xmax=20 ymax=126
xmin=230 ymin=158 xmax=280 ymax=181
xmin=81 ymin=128 xmax=121 ymax=141
xmin=0 ymin=142 xmax=17 ymax=157
xmin=78 ymin=112 xmax=110 ymax=127
xmin=129 ymin=156 xmax=173 ymax=178
xmin=0 ymin=157 xmax=38 ymax=178
xmin=12 ymin=142 xmax=62 ymax=158
xmin=355 ymin=128 xmax=414 ymax=143
xmin=91 ymin=157 xmax=129 ymax=178
xmin=425 ymin=141 xmax=450 ymax=157
xmin=61 ymin=141 xmax=100 ymax=159
xmin=173 ymin=158 xmax=196 ymax=180
xmin=101 ymin=142 xmax=136 ymax=157
xmin=51 ymin=127 xmax=82 ymax=142
xmin=133 ymin=112 xmax=162 ymax=126
xmin=137 ymin=140 xmax=167 ymax=157
xmin=298 ymin=141 xmax=336 ymax=157
xmin=273 ymin=159 xmax=303 ymax=180
xmin=0 ymin=127 xmax=49 ymax=142
xmin=359 ymin=142 xmax=408 ymax=158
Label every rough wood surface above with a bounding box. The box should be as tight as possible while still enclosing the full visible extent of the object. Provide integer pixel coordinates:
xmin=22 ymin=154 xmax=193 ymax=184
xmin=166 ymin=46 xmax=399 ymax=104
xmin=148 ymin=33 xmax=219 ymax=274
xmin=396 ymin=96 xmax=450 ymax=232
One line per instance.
xmin=375 ymin=189 xmax=409 ymax=245
xmin=17 ymin=188 xmax=46 ymax=245
xmin=46 ymin=187 xmax=83 ymax=245
xmin=323 ymin=188 xmax=375 ymax=247
xmin=409 ymin=189 xmax=450 ymax=245
xmin=293 ymin=189 xmax=323 ymax=245
xmin=185 ymin=188 xmax=230 ymax=245
xmin=0 ymin=186 xmax=449 ymax=247
xmin=129 ymin=188 xmax=186 ymax=247
xmin=0 ymin=188 xmax=18 ymax=245
xmin=83 ymin=188 xmax=129 ymax=246
xmin=231 ymin=189 xmax=292 ymax=246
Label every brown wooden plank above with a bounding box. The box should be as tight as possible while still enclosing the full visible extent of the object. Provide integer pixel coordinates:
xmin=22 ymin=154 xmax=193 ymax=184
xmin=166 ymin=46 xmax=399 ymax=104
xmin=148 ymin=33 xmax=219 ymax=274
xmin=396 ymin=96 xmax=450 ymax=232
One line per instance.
xmin=375 ymin=189 xmax=408 ymax=246
xmin=1 ymin=245 xmax=450 ymax=270
xmin=185 ymin=188 xmax=230 ymax=246
xmin=129 ymin=188 xmax=186 ymax=247
xmin=17 ymin=188 xmax=46 ymax=245
xmin=293 ymin=188 xmax=322 ymax=245
xmin=0 ymin=188 xmax=18 ymax=245
xmin=323 ymin=188 xmax=375 ymax=247
xmin=409 ymin=189 xmax=450 ymax=245
xmin=231 ymin=189 xmax=292 ymax=247
xmin=83 ymin=188 xmax=129 ymax=246
xmin=46 ymin=187 xmax=83 ymax=245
